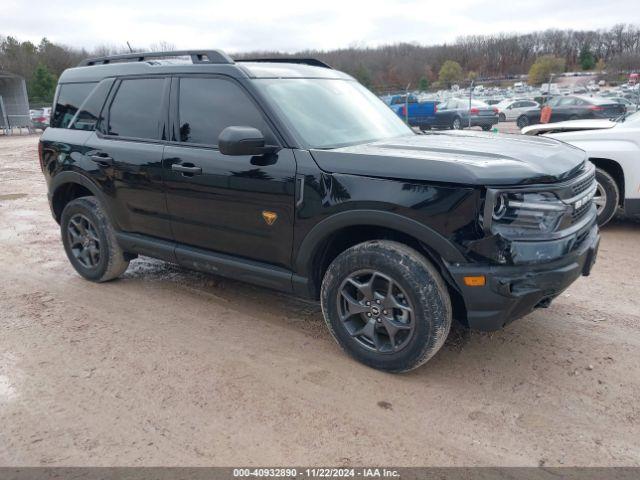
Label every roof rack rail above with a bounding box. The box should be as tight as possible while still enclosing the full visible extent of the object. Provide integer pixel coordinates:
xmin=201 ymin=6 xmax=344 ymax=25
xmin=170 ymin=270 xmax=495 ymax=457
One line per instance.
xmin=236 ymin=58 xmax=332 ymax=69
xmin=79 ymin=50 xmax=234 ymax=67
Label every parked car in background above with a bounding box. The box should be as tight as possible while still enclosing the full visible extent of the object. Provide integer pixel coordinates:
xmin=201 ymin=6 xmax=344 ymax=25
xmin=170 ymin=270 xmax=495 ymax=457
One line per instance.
xmin=388 ymin=95 xmax=438 ymax=130
xmin=495 ymin=99 xmax=539 ymax=122
xmin=610 ymin=97 xmax=638 ymax=113
xmin=523 ymin=111 xmax=640 ymax=226
xmin=516 ymin=96 xmax=626 ymax=128
xmin=30 ymin=107 xmax=51 ymax=129
xmin=434 ymin=98 xmax=498 ymax=130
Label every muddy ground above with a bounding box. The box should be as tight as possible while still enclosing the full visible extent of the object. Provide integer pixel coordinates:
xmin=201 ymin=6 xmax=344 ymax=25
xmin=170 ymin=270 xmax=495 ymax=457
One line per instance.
xmin=0 ymin=134 xmax=639 ymax=467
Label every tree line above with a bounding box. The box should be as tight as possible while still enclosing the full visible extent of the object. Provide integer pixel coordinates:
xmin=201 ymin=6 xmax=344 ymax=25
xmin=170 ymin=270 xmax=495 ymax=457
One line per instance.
xmin=2 ymin=24 xmax=640 ymax=104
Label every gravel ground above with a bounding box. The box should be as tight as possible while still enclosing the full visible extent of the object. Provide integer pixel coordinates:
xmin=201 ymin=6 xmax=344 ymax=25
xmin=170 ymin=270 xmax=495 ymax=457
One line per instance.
xmin=0 ymin=134 xmax=639 ymax=467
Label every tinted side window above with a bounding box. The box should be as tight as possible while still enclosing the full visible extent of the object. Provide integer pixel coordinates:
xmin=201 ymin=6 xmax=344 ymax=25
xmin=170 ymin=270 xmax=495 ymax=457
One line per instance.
xmin=107 ymin=78 xmax=165 ymax=139
xmin=178 ymin=77 xmax=274 ymax=145
xmin=51 ymin=82 xmax=97 ymax=128
xmin=70 ymin=79 xmax=114 ymax=131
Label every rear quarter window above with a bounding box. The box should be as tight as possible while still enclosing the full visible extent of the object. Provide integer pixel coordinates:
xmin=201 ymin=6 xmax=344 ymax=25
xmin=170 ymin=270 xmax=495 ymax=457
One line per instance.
xmin=69 ymin=79 xmax=114 ymax=131
xmin=51 ymin=82 xmax=97 ymax=128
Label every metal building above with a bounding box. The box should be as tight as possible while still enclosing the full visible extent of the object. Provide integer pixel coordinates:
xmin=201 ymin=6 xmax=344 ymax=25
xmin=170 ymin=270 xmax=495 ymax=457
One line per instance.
xmin=0 ymin=71 xmax=30 ymax=133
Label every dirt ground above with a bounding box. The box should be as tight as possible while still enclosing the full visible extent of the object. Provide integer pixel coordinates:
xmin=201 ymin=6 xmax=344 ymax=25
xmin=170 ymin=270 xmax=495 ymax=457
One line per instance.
xmin=0 ymin=134 xmax=639 ymax=467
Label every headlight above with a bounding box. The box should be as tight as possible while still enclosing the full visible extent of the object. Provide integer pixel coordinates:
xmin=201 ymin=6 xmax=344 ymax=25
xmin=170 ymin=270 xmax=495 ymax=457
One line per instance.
xmin=485 ymin=191 xmax=568 ymax=235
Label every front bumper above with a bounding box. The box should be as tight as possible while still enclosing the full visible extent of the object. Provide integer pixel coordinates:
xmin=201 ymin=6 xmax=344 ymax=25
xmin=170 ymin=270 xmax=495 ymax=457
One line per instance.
xmin=448 ymin=222 xmax=599 ymax=331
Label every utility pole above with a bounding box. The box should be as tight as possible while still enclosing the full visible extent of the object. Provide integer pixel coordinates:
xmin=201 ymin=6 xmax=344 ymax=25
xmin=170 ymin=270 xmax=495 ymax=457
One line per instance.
xmin=404 ymin=83 xmax=411 ymax=125
xmin=469 ymin=79 xmax=474 ymax=128
xmin=546 ymin=73 xmax=554 ymax=105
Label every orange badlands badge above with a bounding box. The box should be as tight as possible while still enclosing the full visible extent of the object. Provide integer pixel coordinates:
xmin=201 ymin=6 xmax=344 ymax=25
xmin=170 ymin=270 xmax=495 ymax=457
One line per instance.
xmin=262 ymin=210 xmax=278 ymax=225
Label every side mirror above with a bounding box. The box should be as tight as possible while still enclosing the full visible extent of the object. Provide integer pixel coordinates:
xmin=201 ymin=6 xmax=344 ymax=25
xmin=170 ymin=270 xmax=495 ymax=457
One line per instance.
xmin=218 ymin=126 xmax=277 ymax=156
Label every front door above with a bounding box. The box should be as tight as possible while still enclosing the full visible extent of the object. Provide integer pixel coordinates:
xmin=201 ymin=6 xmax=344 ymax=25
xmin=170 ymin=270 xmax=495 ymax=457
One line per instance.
xmin=163 ymin=76 xmax=296 ymax=269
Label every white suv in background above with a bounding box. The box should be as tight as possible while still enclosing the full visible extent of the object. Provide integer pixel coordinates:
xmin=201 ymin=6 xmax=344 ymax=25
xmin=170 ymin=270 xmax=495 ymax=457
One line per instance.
xmin=496 ymin=99 xmax=539 ymax=122
xmin=523 ymin=112 xmax=640 ymax=226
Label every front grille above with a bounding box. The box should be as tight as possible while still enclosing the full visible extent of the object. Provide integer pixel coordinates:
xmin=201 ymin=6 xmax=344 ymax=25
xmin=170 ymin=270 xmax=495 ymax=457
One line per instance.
xmin=571 ymin=170 xmax=596 ymax=196
xmin=566 ymin=167 xmax=597 ymax=225
xmin=571 ymin=202 xmax=591 ymax=224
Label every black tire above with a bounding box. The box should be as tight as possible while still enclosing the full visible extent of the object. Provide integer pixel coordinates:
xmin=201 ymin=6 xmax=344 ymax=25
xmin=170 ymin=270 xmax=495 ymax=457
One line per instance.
xmin=451 ymin=116 xmax=462 ymax=130
xmin=569 ymin=115 xmax=579 ymax=121
xmin=594 ymin=167 xmax=619 ymax=227
xmin=498 ymin=113 xmax=506 ymax=122
xmin=481 ymin=125 xmax=492 ymax=131
xmin=516 ymin=115 xmax=529 ymax=128
xmin=60 ymin=196 xmax=129 ymax=282
xmin=320 ymin=240 xmax=452 ymax=373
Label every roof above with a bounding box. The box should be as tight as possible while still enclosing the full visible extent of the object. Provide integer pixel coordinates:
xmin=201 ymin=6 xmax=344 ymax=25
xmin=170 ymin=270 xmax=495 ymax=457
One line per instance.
xmin=59 ymin=50 xmax=351 ymax=83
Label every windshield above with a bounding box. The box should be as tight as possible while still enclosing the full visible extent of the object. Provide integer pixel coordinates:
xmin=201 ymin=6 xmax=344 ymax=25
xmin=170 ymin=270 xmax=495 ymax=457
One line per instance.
xmin=255 ymin=78 xmax=412 ymax=149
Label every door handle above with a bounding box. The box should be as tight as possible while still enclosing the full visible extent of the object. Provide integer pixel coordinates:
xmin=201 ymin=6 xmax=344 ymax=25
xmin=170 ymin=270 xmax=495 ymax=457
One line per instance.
xmin=90 ymin=154 xmax=113 ymax=166
xmin=171 ymin=164 xmax=202 ymax=175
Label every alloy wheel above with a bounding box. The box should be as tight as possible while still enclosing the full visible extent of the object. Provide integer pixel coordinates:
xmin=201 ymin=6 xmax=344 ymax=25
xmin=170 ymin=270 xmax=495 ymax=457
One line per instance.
xmin=337 ymin=270 xmax=415 ymax=354
xmin=593 ymin=181 xmax=607 ymax=215
xmin=67 ymin=213 xmax=101 ymax=269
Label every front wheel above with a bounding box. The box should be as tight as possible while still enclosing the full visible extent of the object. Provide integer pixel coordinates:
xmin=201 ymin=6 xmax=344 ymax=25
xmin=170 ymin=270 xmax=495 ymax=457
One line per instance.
xmin=451 ymin=117 xmax=462 ymax=130
xmin=498 ymin=113 xmax=506 ymax=122
xmin=594 ymin=168 xmax=620 ymax=227
xmin=481 ymin=125 xmax=492 ymax=131
xmin=320 ymin=240 xmax=452 ymax=373
xmin=516 ymin=115 xmax=530 ymax=128
xmin=61 ymin=196 xmax=129 ymax=282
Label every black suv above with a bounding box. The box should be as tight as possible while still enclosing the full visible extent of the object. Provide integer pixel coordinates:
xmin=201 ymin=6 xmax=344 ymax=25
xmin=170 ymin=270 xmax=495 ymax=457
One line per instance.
xmin=40 ymin=50 xmax=600 ymax=372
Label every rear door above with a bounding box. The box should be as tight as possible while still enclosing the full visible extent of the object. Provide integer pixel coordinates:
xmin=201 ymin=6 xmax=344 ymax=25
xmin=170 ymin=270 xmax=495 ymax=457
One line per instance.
xmin=515 ymin=100 xmax=539 ymax=120
xmin=84 ymin=76 xmax=172 ymax=239
xmin=163 ymin=76 xmax=296 ymax=268
xmin=509 ymin=101 xmax=527 ymax=120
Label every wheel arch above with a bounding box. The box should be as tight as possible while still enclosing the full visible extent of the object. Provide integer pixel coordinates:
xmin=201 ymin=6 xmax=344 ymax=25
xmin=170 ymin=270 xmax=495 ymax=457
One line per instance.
xmin=50 ymin=172 xmax=113 ymax=224
xmin=293 ymin=210 xmax=468 ymax=322
xmin=590 ymin=157 xmax=625 ymax=206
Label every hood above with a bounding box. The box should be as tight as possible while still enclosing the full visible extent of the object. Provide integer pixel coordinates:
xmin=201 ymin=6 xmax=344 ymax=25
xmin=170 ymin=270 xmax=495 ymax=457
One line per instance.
xmin=522 ymin=119 xmax=616 ymax=136
xmin=310 ymin=130 xmax=586 ymax=186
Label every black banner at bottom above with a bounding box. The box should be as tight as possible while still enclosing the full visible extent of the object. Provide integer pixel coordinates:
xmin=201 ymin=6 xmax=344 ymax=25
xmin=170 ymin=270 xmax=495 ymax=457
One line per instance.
xmin=0 ymin=468 xmax=638 ymax=480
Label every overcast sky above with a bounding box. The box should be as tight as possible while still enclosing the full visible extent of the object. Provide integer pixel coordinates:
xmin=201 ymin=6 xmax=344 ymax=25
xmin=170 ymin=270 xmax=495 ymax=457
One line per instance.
xmin=3 ymin=0 xmax=639 ymax=52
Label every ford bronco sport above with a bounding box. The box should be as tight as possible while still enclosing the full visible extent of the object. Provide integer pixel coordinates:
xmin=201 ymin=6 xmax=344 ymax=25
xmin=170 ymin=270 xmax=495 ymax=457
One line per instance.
xmin=40 ymin=50 xmax=600 ymax=372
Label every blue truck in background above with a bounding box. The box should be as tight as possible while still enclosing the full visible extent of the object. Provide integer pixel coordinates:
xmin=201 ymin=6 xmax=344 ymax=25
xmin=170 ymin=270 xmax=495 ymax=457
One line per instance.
xmin=387 ymin=94 xmax=438 ymax=130
xmin=386 ymin=94 xmax=499 ymax=131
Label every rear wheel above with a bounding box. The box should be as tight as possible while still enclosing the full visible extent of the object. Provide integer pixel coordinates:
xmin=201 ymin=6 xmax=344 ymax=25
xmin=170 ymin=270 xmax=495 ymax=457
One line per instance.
xmin=481 ymin=125 xmax=492 ymax=131
xmin=320 ymin=240 xmax=452 ymax=373
xmin=516 ymin=115 xmax=529 ymax=128
xmin=499 ymin=113 xmax=506 ymax=122
xmin=593 ymin=168 xmax=619 ymax=227
xmin=451 ymin=117 xmax=462 ymax=130
xmin=61 ymin=196 xmax=129 ymax=282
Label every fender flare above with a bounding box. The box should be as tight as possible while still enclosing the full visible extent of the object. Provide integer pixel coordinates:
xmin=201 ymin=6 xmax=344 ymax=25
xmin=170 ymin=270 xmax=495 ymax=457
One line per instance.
xmin=49 ymin=171 xmax=117 ymax=226
xmin=294 ymin=209 xmax=467 ymax=279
